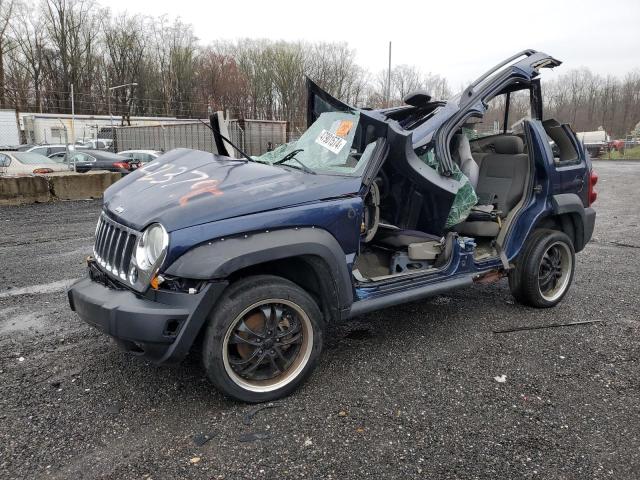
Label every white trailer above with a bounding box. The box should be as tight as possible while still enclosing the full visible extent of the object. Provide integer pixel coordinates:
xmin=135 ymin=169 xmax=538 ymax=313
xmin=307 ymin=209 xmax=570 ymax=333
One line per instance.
xmin=0 ymin=109 xmax=20 ymax=146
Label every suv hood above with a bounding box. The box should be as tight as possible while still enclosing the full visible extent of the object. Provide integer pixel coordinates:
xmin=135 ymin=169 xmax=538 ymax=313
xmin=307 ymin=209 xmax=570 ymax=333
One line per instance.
xmin=103 ymin=148 xmax=361 ymax=232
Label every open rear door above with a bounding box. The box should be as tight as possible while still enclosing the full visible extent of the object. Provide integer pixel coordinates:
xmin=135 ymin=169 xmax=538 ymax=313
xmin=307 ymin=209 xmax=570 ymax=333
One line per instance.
xmin=306 ymin=78 xmax=354 ymax=128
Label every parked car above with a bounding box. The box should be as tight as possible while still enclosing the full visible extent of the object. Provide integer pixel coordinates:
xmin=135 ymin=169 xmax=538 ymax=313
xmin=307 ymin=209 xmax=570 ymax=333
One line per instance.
xmin=48 ymin=151 xmax=70 ymax=162
xmin=117 ymin=150 xmax=163 ymax=164
xmin=22 ymin=144 xmax=71 ymax=157
xmin=48 ymin=150 xmax=81 ymax=169
xmin=68 ymin=50 xmax=597 ymax=403
xmin=0 ymin=151 xmax=68 ymax=175
xmin=77 ymin=139 xmax=113 ymax=150
xmin=15 ymin=144 xmax=38 ymax=151
xmin=70 ymin=150 xmax=140 ymax=174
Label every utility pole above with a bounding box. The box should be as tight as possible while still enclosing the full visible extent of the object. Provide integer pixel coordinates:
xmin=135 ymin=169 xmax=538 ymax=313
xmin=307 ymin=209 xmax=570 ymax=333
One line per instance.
xmin=386 ymin=41 xmax=392 ymax=108
xmin=108 ymin=88 xmax=112 ymax=130
xmin=70 ymin=83 xmax=75 ymax=144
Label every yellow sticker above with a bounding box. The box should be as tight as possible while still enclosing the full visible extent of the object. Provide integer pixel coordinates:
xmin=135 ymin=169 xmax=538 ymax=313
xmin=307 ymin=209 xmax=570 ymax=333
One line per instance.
xmin=335 ymin=120 xmax=353 ymax=138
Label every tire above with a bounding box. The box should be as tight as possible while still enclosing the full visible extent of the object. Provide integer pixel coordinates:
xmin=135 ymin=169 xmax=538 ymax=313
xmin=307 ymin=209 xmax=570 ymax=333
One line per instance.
xmin=508 ymin=229 xmax=575 ymax=308
xmin=202 ymin=275 xmax=324 ymax=403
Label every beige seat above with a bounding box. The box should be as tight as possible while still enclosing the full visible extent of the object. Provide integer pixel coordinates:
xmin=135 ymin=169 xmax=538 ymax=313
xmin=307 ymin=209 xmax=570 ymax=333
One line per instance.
xmin=456 ymin=136 xmax=529 ymax=237
xmin=452 ymin=134 xmax=479 ymax=189
xmin=472 ymin=152 xmax=488 ymax=169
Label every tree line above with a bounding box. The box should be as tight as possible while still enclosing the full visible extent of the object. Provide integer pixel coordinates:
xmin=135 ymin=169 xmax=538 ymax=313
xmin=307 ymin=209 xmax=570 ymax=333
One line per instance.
xmin=0 ymin=0 xmax=638 ymax=137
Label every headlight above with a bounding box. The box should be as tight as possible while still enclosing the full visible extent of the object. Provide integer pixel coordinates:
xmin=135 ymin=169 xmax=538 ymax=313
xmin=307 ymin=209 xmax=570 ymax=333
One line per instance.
xmin=135 ymin=223 xmax=169 ymax=270
xmin=130 ymin=223 xmax=168 ymax=288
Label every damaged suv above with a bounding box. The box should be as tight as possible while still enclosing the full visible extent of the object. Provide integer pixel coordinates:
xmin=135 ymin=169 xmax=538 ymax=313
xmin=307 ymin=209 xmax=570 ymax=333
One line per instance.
xmin=68 ymin=50 xmax=597 ymax=402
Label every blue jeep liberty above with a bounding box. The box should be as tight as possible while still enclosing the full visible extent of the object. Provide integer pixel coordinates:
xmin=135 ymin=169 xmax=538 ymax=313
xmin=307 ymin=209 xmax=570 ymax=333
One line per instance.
xmin=68 ymin=50 xmax=597 ymax=402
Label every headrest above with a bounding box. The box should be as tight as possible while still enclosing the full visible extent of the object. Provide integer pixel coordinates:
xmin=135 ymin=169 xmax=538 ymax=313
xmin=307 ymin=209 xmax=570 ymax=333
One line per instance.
xmin=493 ymin=136 xmax=524 ymax=154
xmin=403 ymin=90 xmax=432 ymax=107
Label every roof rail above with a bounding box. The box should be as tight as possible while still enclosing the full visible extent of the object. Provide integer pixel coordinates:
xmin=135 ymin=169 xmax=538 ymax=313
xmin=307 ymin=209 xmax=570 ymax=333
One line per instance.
xmin=459 ymin=49 xmax=538 ymax=103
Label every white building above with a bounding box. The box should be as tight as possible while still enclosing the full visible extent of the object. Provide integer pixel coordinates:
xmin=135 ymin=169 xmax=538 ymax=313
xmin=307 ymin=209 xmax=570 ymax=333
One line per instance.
xmin=19 ymin=113 xmax=198 ymax=145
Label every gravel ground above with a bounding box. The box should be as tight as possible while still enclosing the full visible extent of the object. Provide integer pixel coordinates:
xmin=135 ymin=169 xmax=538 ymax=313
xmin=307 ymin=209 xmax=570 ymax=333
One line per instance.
xmin=0 ymin=160 xmax=638 ymax=480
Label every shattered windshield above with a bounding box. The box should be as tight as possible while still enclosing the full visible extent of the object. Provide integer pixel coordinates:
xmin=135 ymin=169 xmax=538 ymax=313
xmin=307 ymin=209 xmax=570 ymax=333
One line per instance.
xmin=253 ymin=111 xmax=376 ymax=176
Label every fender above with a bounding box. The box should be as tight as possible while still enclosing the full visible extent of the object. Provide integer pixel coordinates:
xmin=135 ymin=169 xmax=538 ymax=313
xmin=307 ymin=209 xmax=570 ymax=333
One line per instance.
xmin=552 ymin=193 xmax=586 ymax=217
xmin=164 ymin=227 xmax=354 ymax=309
xmin=550 ymin=193 xmax=590 ymax=252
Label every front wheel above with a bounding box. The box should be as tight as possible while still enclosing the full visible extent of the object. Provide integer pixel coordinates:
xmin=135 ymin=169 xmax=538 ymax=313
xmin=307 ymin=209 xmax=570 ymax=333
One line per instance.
xmin=202 ymin=275 xmax=324 ymax=403
xmin=509 ymin=229 xmax=575 ymax=308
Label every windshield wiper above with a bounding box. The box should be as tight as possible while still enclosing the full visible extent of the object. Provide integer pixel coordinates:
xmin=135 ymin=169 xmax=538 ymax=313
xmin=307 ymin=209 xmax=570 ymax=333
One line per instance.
xmin=273 ymin=149 xmax=315 ymax=174
xmin=198 ymin=119 xmax=256 ymax=163
xmin=280 ymin=160 xmax=316 ymax=175
xmin=274 ymin=149 xmax=304 ymax=164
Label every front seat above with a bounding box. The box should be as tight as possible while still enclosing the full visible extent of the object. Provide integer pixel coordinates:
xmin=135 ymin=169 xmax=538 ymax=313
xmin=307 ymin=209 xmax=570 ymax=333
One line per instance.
xmin=452 ymin=133 xmax=479 ymax=189
xmin=374 ymin=227 xmax=441 ymax=249
xmin=455 ymin=135 xmax=529 ymax=237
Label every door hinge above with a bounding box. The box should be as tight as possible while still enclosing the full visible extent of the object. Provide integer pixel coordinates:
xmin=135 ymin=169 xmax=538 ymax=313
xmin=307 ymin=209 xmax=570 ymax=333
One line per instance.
xmin=533 ymin=184 xmax=543 ymax=193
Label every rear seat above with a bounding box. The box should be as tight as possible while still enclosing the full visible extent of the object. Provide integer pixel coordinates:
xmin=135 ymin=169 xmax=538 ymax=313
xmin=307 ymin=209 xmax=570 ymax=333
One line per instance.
xmin=472 ymin=152 xmax=488 ymax=169
xmin=455 ymin=136 xmax=529 ymax=237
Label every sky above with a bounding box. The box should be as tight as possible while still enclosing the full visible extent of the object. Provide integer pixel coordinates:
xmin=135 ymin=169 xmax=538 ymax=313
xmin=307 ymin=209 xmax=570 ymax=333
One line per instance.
xmin=107 ymin=0 xmax=640 ymax=89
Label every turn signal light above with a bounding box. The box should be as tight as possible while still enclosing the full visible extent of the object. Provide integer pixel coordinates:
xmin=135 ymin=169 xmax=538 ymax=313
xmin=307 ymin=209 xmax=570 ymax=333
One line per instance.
xmin=588 ymin=170 xmax=598 ymax=206
xmin=32 ymin=168 xmax=53 ymax=174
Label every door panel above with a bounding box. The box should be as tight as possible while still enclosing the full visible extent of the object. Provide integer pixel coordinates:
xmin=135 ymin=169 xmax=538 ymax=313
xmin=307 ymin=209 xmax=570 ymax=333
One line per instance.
xmin=542 ymin=119 xmax=587 ymax=203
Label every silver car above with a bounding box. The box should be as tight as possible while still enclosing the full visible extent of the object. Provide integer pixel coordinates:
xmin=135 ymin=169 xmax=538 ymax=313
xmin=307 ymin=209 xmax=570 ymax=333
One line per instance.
xmin=0 ymin=151 xmax=68 ymax=175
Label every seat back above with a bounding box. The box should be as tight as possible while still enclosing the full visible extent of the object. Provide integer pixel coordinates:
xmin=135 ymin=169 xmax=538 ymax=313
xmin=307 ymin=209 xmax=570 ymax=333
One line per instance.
xmin=452 ymin=133 xmax=479 ymax=189
xmin=475 ymin=136 xmax=528 ymax=216
xmin=472 ymin=152 xmax=488 ymax=169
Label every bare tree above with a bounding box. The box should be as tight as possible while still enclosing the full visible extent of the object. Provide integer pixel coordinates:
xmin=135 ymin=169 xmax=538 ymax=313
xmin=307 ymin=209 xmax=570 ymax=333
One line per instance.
xmin=0 ymin=2 xmax=638 ymax=139
xmin=0 ymin=0 xmax=15 ymax=107
xmin=101 ymin=12 xmax=145 ymax=122
xmin=9 ymin=0 xmax=47 ymax=111
xmin=196 ymin=44 xmax=248 ymax=117
xmin=41 ymin=0 xmax=101 ymax=113
xmin=366 ymin=65 xmax=452 ymax=108
xmin=392 ymin=64 xmax=422 ymax=100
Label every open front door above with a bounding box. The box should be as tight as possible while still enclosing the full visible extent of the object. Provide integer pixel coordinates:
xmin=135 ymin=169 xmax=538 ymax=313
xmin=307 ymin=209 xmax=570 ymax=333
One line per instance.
xmin=306 ymin=78 xmax=354 ymax=128
xmin=459 ymin=50 xmax=561 ymax=108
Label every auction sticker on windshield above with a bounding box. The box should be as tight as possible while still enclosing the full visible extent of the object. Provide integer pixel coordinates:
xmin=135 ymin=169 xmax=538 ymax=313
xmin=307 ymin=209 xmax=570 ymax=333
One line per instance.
xmin=335 ymin=120 xmax=353 ymax=137
xmin=315 ymin=129 xmax=347 ymax=154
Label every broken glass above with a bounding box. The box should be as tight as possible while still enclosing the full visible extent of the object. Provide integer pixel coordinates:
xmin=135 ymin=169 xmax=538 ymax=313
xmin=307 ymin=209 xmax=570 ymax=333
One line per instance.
xmin=253 ymin=112 xmax=372 ymax=176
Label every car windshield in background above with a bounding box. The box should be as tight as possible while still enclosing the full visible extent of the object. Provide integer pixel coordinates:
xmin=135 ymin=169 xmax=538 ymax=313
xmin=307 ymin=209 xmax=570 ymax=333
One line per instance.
xmin=252 ymin=111 xmax=377 ymax=176
xmin=12 ymin=152 xmax=58 ymax=165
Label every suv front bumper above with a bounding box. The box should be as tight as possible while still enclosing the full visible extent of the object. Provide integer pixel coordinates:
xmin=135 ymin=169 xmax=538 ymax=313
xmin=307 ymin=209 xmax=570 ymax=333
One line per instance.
xmin=67 ymin=275 xmax=227 ymax=364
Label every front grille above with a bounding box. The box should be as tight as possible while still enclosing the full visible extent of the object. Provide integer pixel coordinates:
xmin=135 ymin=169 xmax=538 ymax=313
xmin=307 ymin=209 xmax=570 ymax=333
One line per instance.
xmin=87 ymin=258 xmax=126 ymax=290
xmin=93 ymin=213 xmax=139 ymax=282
